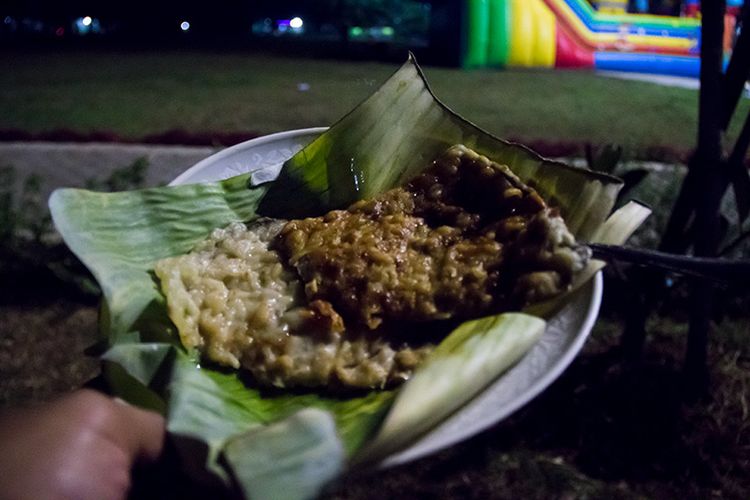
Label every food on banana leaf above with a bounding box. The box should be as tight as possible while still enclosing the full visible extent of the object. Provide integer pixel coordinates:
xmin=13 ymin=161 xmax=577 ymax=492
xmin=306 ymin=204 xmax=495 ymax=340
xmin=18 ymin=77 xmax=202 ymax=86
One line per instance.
xmin=155 ymin=145 xmax=590 ymax=390
xmin=50 ymin=54 xmax=647 ymax=499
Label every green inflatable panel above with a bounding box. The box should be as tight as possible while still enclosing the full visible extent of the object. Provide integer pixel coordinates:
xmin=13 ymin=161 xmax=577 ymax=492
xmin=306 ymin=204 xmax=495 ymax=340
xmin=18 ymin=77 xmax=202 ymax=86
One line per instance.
xmin=487 ymin=0 xmax=511 ymax=67
xmin=464 ymin=0 xmax=489 ymax=67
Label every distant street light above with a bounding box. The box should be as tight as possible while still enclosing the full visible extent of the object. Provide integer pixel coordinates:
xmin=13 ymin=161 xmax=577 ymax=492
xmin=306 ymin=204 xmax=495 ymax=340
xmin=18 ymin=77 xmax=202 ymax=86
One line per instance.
xmin=180 ymin=21 xmax=190 ymax=32
xmin=290 ymin=17 xmax=303 ymax=30
xmin=74 ymin=16 xmax=99 ymax=35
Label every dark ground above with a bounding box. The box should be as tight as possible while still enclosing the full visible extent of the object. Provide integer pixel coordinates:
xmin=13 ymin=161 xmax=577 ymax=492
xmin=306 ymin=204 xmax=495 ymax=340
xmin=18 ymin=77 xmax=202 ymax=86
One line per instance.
xmin=1 ymin=292 xmax=748 ymax=499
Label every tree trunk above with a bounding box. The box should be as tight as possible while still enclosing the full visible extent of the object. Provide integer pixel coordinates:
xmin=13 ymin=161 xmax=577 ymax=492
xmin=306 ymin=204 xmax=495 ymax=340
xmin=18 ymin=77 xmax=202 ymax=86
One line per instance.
xmin=620 ymin=2 xmax=730 ymax=395
xmin=683 ymin=0 xmax=727 ymax=397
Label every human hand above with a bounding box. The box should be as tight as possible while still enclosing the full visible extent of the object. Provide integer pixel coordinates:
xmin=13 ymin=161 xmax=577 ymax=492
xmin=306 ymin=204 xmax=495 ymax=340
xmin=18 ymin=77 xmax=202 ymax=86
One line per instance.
xmin=0 ymin=389 xmax=165 ymax=500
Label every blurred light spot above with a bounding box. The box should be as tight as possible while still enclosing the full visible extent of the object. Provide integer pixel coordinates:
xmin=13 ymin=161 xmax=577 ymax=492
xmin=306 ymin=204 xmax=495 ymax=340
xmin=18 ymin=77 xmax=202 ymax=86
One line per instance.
xmin=3 ymin=16 xmax=12 ymax=25
xmin=180 ymin=21 xmax=190 ymax=32
xmin=289 ymin=17 xmax=303 ymax=29
xmin=74 ymin=16 xmax=99 ymax=34
xmin=55 ymin=26 xmax=64 ymax=36
xmin=297 ymin=82 xmax=310 ymax=92
xmin=350 ymin=26 xmax=363 ymax=37
xmin=381 ymin=26 xmax=395 ymax=37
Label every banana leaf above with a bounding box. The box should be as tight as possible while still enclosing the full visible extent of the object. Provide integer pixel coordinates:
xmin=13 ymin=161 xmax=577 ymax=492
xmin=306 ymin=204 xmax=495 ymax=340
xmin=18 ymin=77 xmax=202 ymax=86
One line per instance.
xmin=50 ymin=55 xmax=645 ymax=499
xmin=258 ymin=54 xmax=622 ymax=242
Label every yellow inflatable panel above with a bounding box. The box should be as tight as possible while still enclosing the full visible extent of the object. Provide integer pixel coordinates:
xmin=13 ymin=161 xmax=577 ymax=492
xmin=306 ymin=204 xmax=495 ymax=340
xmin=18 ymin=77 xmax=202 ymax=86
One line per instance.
xmin=534 ymin=0 xmax=556 ymax=67
xmin=508 ymin=0 xmax=556 ymax=67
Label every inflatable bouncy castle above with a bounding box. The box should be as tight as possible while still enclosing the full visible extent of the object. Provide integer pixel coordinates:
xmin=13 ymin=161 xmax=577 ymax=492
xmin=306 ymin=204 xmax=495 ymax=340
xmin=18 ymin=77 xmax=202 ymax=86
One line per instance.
xmin=461 ymin=0 xmax=743 ymax=77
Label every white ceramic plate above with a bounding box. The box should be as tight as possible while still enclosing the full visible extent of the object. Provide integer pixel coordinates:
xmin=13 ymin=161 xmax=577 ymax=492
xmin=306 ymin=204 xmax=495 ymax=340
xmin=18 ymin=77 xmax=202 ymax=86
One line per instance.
xmin=171 ymin=128 xmax=602 ymax=467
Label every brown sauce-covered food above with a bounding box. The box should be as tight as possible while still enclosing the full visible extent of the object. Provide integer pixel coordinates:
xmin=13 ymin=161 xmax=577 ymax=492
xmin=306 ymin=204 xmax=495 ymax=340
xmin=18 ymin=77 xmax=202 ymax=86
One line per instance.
xmin=276 ymin=145 xmax=589 ymax=330
xmin=156 ymin=145 xmax=589 ymax=390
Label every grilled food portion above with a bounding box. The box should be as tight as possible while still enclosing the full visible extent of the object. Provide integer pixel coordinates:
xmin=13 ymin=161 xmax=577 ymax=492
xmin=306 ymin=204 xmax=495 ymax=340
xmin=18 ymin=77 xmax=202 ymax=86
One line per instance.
xmin=156 ymin=145 xmax=589 ymax=389
xmin=276 ymin=145 xmax=589 ymax=330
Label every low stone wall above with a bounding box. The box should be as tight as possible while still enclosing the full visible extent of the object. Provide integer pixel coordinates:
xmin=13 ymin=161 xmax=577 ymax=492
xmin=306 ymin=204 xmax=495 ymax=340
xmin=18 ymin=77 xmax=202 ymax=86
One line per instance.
xmin=0 ymin=142 xmax=216 ymax=200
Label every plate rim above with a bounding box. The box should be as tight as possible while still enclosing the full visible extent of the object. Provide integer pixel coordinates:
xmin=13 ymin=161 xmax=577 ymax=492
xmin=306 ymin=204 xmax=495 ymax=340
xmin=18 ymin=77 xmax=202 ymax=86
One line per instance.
xmin=169 ymin=126 xmax=328 ymax=186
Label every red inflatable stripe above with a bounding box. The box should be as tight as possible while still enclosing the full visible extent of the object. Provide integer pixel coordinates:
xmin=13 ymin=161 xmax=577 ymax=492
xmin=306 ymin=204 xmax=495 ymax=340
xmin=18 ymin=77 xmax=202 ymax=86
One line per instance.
xmin=555 ymin=20 xmax=595 ymax=68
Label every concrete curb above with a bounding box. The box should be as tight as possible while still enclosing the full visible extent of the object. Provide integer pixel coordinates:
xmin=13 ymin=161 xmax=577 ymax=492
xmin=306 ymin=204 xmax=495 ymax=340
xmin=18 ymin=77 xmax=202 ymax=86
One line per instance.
xmin=0 ymin=142 xmax=218 ymax=199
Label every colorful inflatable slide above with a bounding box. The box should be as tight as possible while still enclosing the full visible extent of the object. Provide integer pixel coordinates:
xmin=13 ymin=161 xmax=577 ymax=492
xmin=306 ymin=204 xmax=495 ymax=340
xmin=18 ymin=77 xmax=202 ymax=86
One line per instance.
xmin=463 ymin=0 xmax=704 ymax=76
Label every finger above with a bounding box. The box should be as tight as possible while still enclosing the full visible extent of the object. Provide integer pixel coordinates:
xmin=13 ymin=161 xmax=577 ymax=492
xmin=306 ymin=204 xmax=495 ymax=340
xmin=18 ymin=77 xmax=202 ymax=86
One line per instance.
xmin=112 ymin=399 xmax=166 ymax=463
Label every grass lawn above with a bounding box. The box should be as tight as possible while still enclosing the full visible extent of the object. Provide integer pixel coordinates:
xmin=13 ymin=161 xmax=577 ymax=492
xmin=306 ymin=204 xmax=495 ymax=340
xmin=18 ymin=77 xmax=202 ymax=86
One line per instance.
xmin=3 ymin=49 xmax=749 ymax=155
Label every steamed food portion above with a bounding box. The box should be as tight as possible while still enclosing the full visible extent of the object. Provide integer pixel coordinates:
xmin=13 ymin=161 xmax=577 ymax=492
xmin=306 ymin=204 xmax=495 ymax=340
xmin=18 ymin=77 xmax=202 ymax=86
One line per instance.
xmin=155 ymin=220 xmax=298 ymax=370
xmin=155 ymin=145 xmax=590 ymax=389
